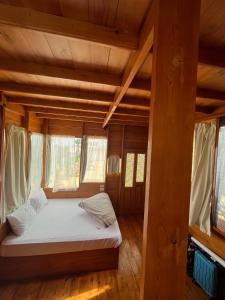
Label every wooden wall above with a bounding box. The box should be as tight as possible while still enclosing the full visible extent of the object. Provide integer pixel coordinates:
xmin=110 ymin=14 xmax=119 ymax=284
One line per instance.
xmin=106 ymin=124 xmax=148 ymax=215
xmin=4 ymin=105 xmax=43 ymax=134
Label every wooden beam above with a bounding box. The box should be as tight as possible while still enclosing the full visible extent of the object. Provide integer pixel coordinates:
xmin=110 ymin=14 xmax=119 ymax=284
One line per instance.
xmin=26 ymin=107 xmax=106 ymax=118
xmin=1 ymin=59 xmax=225 ymax=104
xmin=0 ymin=82 xmax=150 ymax=109
xmin=36 ymin=113 xmax=103 ymax=123
xmin=36 ymin=112 xmax=148 ymax=123
xmin=0 ymin=4 xmax=137 ymax=50
xmin=36 ymin=113 xmax=148 ymax=127
xmin=103 ymin=3 xmax=154 ymax=127
xmin=8 ymin=97 xmax=149 ymax=117
xmin=0 ymin=61 xmax=149 ymax=93
xmin=141 ymin=0 xmax=201 ymax=299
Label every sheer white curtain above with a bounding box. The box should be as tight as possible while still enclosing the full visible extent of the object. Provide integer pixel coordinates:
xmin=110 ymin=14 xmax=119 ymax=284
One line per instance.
xmin=214 ymin=126 xmax=225 ymax=231
xmin=189 ymin=122 xmax=216 ymax=235
xmin=1 ymin=125 xmax=28 ymax=221
xmin=28 ymin=133 xmax=43 ymax=197
xmin=82 ymin=137 xmax=107 ymax=183
xmin=46 ymin=135 xmax=81 ymax=192
xmin=107 ymin=155 xmax=121 ymax=175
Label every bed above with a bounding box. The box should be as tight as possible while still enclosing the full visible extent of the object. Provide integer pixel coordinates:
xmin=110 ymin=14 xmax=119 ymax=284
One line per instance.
xmin=0 ymin=198 xmax=122 ymax=281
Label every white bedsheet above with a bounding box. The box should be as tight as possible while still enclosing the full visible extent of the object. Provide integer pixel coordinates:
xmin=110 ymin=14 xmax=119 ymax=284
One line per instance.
xmin=0 ymin=198 xmax=122 ymax=257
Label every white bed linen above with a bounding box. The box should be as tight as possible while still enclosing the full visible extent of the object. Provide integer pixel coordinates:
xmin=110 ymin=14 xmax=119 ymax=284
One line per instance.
xmin=0 ymin=198 xmax=122 ymax=257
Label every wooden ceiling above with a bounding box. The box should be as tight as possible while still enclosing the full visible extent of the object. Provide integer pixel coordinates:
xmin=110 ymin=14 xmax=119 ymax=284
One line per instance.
xmin=0 ymin=0 xmax=225 ymax=126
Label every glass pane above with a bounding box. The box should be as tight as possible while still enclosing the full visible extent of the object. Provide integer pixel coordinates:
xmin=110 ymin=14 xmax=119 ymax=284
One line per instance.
xmin=125 ymin=153 xmax=135 ymax=187
xmin=215 ymin=126 xmax=225 ymax=232
xmin=46 ymin=136 xmax=81 ymax=191
xmin=82 ymin=137 xmax=107 ymax=183
xmin=136 ymin=154 xmax=145 ymax=183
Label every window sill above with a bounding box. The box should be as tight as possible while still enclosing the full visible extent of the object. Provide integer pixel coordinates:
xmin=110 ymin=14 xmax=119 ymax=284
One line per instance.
xmin=189 ymin=225 xmax=225 ymax=261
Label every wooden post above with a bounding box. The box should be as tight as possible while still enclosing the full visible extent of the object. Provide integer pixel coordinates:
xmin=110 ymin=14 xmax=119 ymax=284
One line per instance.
xmin=141 ymin=1 xmax=201 ymax=299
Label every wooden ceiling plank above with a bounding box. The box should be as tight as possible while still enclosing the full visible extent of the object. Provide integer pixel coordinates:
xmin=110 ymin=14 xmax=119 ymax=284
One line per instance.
xmin=103 ymin=3 xmax=154 ymax=127
xmin=0 ymin=3 xmax=137 ymax=50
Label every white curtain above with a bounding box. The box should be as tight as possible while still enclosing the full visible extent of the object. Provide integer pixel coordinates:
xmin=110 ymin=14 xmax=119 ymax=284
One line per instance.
xmin=189 ymin=122 xmax=216 ymax=235
xmin=28 ymin=133 xmax=43 ymax=197
xmin=107 ymin=155 xmax=121 ymax=175
xmin=214 ymin=125 xmax=225 ymax=231
xmin=1 ymin=125 xmax=28 ymax=221
xmin=82 ymin=137 xmax=107 ymax=183
xmin=46 ymin=135 xmax=81 ymax=192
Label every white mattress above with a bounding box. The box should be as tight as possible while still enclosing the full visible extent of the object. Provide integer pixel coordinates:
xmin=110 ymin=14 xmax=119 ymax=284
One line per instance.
xmin=0 ymin=198 xmax=122 ymax=257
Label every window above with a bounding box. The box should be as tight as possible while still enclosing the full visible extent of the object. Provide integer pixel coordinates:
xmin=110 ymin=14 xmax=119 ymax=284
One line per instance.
xmin=214 ymin=123 xmax=225 ymax=233
xmin=125 ymin=153 xmax=135 ymax=187
xmin=28 ymin=133 xmax=44 ymax=195
xmin=82 ymin=137 xmax=107 ymax=183
xmin=46 ymin=136 xmax=81 ymax=191
xmin=136 ymin=153 xmax=145 ymax=183
xmin=125 ymin=153 xmax=146 ymax=187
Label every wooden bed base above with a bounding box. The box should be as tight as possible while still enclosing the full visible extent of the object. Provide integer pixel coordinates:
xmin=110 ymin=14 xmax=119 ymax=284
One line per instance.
xmin=0 ymin=247 xmax=119 ymax=282
xmin=0 ymin=223 xmax=119 ymax=282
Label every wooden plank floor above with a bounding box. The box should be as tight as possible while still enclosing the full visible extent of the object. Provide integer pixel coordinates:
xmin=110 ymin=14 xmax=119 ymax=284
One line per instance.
xmin=0 ymin=216 xmax=209 ymax=300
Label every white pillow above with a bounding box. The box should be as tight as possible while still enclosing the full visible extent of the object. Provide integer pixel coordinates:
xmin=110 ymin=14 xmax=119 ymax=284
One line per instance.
xmin=29 ymin=188 xmax=48 ymax=213
xmin=7 ymin=202 xmax=36 ymax=236
xmin=79 ymin=193 xmax=116 ymax=227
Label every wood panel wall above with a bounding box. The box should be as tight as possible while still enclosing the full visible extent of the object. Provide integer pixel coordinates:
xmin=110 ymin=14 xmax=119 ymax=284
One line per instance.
xmin=28 ymin=112 xmax=43 ymax=133
xmin=106 ymin=124 xmax=148 ymax=215
xmin=106 ymin=125 xmax=124 ymax=212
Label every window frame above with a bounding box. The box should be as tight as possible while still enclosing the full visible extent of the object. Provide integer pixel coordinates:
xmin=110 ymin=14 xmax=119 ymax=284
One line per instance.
xmin=45 ymin=134 xmax=82 ymax=190
xmin=81 ymin=136 xmax=108 ymax=184
xmin=45 ymin=134 xmax=108 ymax=188
xmin=124 ymin=151 xmax=146 ymax=188
xmin=211 ymin=118 xmax=225 ymax=239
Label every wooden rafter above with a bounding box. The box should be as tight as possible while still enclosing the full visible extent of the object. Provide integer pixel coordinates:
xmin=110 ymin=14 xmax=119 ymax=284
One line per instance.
xmin=0 ymin=61 xmax=148 ymax=93
xmin=7 ymin=97 xmax=149 ymax=117
xmin=0 ymin=4 xmax=137 ymax=50
xmin=36 ymin=113 xmax=148 ymax=127
xmin=36 ymin=112 xmax=148 ymax=124
xmin=26 ymin=107 xmax=149 ymax=122
xmin=0 ymin=83 xmax=149 ymax=109
xmin=103 ymin=3 xmax=154 ymax=127
xmin=1 ymin=63 xmax=225 ymax=103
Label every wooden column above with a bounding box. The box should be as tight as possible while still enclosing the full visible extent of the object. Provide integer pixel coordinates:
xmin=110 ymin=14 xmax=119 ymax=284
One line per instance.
xmin=141 ymin=1 xmax=201 ymax=299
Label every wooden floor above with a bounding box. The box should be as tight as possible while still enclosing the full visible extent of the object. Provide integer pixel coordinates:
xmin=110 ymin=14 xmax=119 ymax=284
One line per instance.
xmin=0 ymin=216 xmax=209 ymax=300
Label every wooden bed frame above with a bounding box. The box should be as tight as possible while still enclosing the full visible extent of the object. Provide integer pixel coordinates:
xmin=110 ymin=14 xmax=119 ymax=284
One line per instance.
xmin=0 ymin=223 xmax=119 ymax=282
